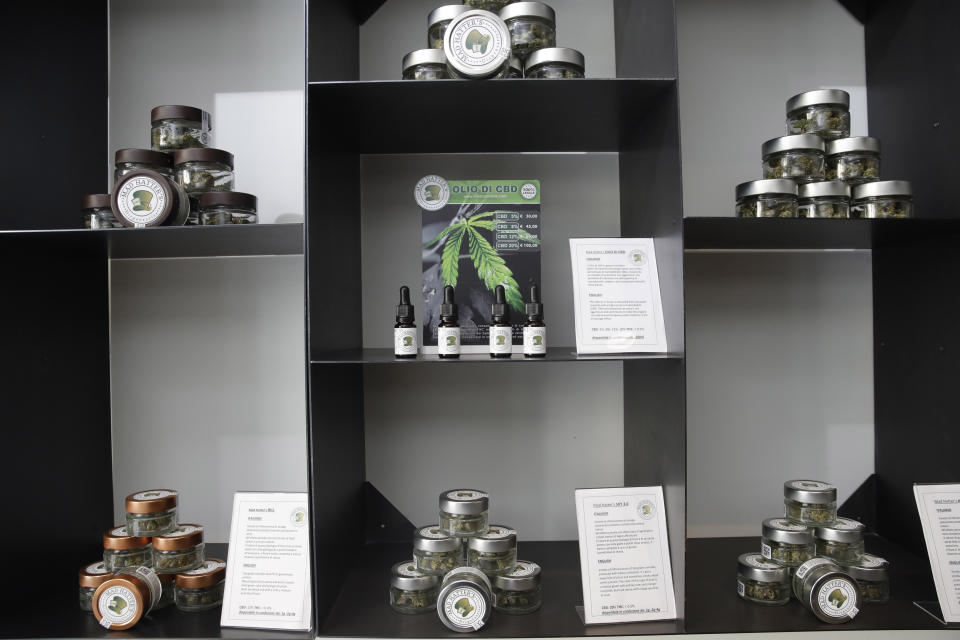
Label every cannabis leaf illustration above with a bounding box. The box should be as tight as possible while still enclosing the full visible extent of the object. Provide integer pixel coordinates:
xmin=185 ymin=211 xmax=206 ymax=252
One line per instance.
xmin=424 ymin=208 xmax=539 ymax=313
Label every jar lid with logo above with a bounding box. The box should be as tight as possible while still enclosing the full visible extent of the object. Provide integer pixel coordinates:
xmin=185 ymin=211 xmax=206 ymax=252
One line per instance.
xmin=428 ymin=4 xmax=471 ymax=29
xmin=103 ymin=526 xmax=151 ymax=550
xmin=437 ymin=566 xmax=493 ymax=632
xmin=786 ymin=89 xmax=850 ymax=113
xmin=198 ymin=191 xmax=257 ymax=211
xmin=852 ymin=180 xmax=913 ymax=199
xmin=842 ymin=553 xmax=889 ymax=580
xmin=467 ymin=524 xmax=517 ymax=553
xmin=762 ymin=518 xmax=814 ymax=545
xmin=443 ymin=10 xmax=511 ymax=79
xmin=826 ymin=136 xmax=880 ymax=157
xmin=173 ymin=148 xmax=234 ymax=168
xmin=153 ymin=524 xmax=204 ymax=551
xmin=735 ymin=179 xmax=798 ymax=199
xmin=79 ymin=561 xmax=115 ymax=589
xmin=175 ymin=558 xmax=227 ymax=589
xmin=737 ymin=552 xmax=789 ymax=582
xmin=93 ymin=566 xmax=162 ymax=630
xmin=815 ymin=517 xmax=865 ymax=543
xmin=525 ymin=47 xmax=585 ymax=73
xmin=440 ymin=489 xmax=489 ymax=515
xmin=493 ymin=559 xmax=541 ymax=590
xmin=82 ymin=194 xmax=112 ymax=210
xmin=112 ymin=172 xmax=189 ymax=227
xmin=391 ymin=560 xmax=441 ymax=591
xmin=762 ymin=134 xmax=825 ymax=156
xmin=115 ymin=148 xmax=173 ymax=168
xmin=794 ymin=557 xmax=859 ymax=623
xmin=500 ymin=2 xmax=556 ymax=24
xmin=151 ymin=105 xmax=211 ymax=128
xmin=126 ymin=489 xmax=178 ymax=514
xmin=784 ymin=479 xmax=837 ymax=504
xmin=799 ymin=181 xmax=850 ymax=199
xmin=403 ymin=48 xmax=447 ymax=74
xmin=414 ymin=524 xmax=462 ymax=553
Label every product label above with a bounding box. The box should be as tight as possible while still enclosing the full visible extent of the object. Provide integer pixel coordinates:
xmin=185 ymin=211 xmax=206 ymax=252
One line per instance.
xmin=830 ymin=518 xmax=862 ymax=531
xmin=415 ymin=175 xmax=451 ymax=211
xmin=85 ymin=561 xmax=110 ymax=575
xmin=394 ymin=327 xmax=418 ymax=356
xmin=523 ymin=326 xmax=546 ymax=355
xmin=481 ymin=525 xmax=516 ymax=540
xmin=760 ymin=543 xmax=772 ymax=560
xmin=97 ymin=585 xmax=139 ymax=629
xmin=115 ymin=176 xmax=168 ymax=227
xmin=396 ymin=563 xmax=424 ymax=578
xmin=446 ymin=489 xmax=488 ymax=501
xmin=737 ymin=580 xmax=745 ymax=597
xmin=788 ymin=480 xmax=834 ymax=492
xmin=772 ymin=519 xmax=808 ymax=531
xmin=489 ymin=326 xmax=512 ymax=354
xmin=132 ymin=565 xmax=162 ymax=608
xmin=815 ymin=578 xmax=858 ymax=619
xmin=741 ymin=553 xmax=777 ymax=569
xmin=185 ymin=559 xmax=226 ymax=575
xmin=160 ymin=524 xmax=201 ymax=538
xmin=796 ymin=557 xmax=832 ymax=580
xmin=446 ymin=14 xmax=509 ymax=76
xmin=507 ymin=561 xmax=538 ymax=577
xmin=419 ymin=526 xmax=451 ymax=540
xmin=442 ymin=585 xmax=487 ymax=630
xmin=438 ymin=326 xmax=461 ymax=356
xmin=110 ymin=526 xmax=129 ymax=537
xmin=858 ymin=554 xmax=886 ymax=568
xmin=132 ymin=489 xmax=177 ymax=501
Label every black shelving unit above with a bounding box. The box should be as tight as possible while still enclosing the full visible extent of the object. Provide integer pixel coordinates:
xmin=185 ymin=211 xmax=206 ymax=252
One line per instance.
xmin=310 ymin=347 xmax=683 ymax=364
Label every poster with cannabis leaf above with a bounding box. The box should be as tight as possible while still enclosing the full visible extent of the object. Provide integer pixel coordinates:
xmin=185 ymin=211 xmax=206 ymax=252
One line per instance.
xmin=420 ymin=179 xmax=541 ymax=354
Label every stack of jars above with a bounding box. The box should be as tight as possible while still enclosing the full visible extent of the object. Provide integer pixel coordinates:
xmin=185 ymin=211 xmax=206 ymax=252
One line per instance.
xmin=389 ymin=488 xmax=542 ymax=633
xmin=77 ymin=489 xmax=227 ymax=631
xmin=735 ymin=479 xmax=891 ymax=625
xmin=735 ymin=89 xmax=914 ymax=219
xmin=82 ymin=104 xmax=259 ymax=229
xmin=403 ymin=2 xmax=585 ymax=81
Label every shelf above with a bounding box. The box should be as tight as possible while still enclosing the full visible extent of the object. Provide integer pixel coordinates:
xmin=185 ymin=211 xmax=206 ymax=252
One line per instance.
xmin=683 ymin=217 xmax=960 ymax=251
xmin=685 ymin=536 xmax=941 ymax=634
xmin=318 ymin=541 xmax=683 ymax=638
xmin=311 ymin=347 xmax=683 ymax=364
xmin=0 ymin=224 xmax=304 ymax=259
xmin=307 ymin=79 xmax=676 ymax=154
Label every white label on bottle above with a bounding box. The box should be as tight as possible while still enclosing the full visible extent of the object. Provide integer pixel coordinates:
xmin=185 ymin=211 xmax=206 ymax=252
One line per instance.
xmin=796 ymin=557 xmax=831 ymax=580
xmin=815 ymin=578 xmax=858 ymax=619
xmin=97 ymin=585 xmax=139 ymax=628
xmin=737 ymin=580 xmax=745 ymax=597
xmin=523 ymin=326 xmax=546 ymax=355
xmin=442 ymin=585 xmax=487 ymax=630
xmin=394 ymin=327 xmax=418 ymax=356
xmin=489 ymin=326 xmax=512 ymax=354
xmin=760 ymin=542 xmax=772 ymax=559
xmin=418 ymin=525 xmax=451 ymax=539
xmin=115 ymin=176 xmax=168 ymax=227
xmin=438 ymin=326 xmax=461 ymax=356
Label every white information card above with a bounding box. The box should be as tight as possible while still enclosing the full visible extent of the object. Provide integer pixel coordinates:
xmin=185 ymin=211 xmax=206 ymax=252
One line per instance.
xmin=914 ymin=483 xmax=960 ymax=623
xmin=569 ymin=238 xmax=668 ymax=354
xmin=575 ymin=486 xmax=677 ymax=624
xmin=221 ymin=492 xmax=312 ymax=631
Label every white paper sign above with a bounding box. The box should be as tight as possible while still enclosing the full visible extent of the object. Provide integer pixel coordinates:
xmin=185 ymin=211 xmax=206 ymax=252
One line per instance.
xmin=575 ymin=486 xmax=677 ymax=624
xmin=569 ymin=238 xmax=668 ymax=354
xmin=221 ymin=492 xmax=312 ymax=631
xmin=914 ymin=483 xmax=960 ymax=623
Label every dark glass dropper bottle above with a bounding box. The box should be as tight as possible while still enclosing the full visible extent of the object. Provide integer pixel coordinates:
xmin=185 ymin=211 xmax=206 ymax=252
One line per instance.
xmin=439 ymin=285 xmax=460 ymax=359
xmin=489 ymin=284 xmax=512 ymax=359
xmin=394 ymin=285 xmax=417 ymax=359
xmin=523 ymin=283 xmax=546 ymax=358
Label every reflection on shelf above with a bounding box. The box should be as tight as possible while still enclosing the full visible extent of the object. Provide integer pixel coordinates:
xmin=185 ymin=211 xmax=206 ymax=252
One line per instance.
xmin=311 ymin=347 xmax=683 ymax=364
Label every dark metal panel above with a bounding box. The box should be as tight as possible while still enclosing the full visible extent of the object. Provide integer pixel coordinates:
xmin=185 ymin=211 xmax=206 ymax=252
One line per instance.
xmin=839 ymin=473 xmax=879 ymax=532
xmin=613 ymin=0 xmax=678 ymax=79
xmin=307 ymin=0 xmax=359 ymax=82
xmin=837 ymin=0 xmax=869 ymax=23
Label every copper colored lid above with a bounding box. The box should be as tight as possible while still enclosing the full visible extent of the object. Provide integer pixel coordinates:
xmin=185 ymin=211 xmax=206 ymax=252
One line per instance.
xmin=92 ymin=575 xmax=148 ymax=630
xmin=152 ymin=524 xmax=204 ymax=550
xmin=103 ymin=526 xmax=151 ymax=550
xmin=81 ymin=194 xmax=111 ymax=210
xmin=79 ymin=561 xmax=114 ymax=588
xmin=172 ymin=147 xmax=233 ymax=167
xmin=175 ymin=558 xmax=226 ymax=589
xmin=125 ymin=489 xmax=178 ymax=513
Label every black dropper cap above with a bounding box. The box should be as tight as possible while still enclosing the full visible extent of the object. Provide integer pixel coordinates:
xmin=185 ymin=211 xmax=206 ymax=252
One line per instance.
xmin=491 ymin=285 xmax=510 ymax=324
xmin=396 ymin=286 xmax=414 ymax=323
xmin=525 ymin=283 xmax=543 ymax=322
xmin=440 ymin=285 xmax=458 ymax=322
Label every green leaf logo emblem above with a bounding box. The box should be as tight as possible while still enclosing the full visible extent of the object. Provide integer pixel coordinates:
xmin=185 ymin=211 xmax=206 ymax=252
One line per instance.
xmin=424 ymin=185 xmax=442 ymax=201
xmin=533 ymin=336 xmax=543 ymax=346
xmin=455 ymin=597 xmax=475 ymax=617
xmin=403 ymin=336 xmax=413 ymax=347
xmin=829 ymin=589 xmax=847 ymax=608
xmin=108 ymin=596 xmax=128 ymax=614
xmin=465 ymin=29 xmax=490 ymax=54
xmin=446 ymin=336 xmax=456 ymax=346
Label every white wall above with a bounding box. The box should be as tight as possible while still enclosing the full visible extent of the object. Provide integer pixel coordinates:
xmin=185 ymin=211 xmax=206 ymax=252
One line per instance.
xmin=677 ymin=0 xmax=876 ymax=536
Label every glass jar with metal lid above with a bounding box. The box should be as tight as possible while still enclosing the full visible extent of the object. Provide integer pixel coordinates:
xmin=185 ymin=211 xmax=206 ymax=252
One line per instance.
xmin=440 ymin=489 xmax=489 ymax=536
xmin=79 ymin=561 xmax=114 ymax=612
xmin=199 ymin=191 xmax=258 ymax=225
xmin=390 ymin=561 xmax=441 ymax=614
xmin=429 ymin=5 xmax=471 ymax=49
xmin=443 ymin=10 xmax=512 ymax=79
xmin=798 ymin=181 xmax=850 ymax=218
xmin=793 ymin=557 xmax=860 ymax=623
xmin=762 ymin=134 xmax=826 ymax=183
xmin=174 ymin=148 xmax=235 ymax=195
xmin=125 ymin=489 xmax=178 ymax=535
xmin=826 ymin=136 xmax=880 ymax=185
xmin=815 ymin=518 xmax=866 ymax=564
xmin=403 ymin=49 xmax=449 ymax=80
xmin=467 ymin=524 xmax=518 ymax=575
xmin=93 ymin=565 xmax=162 ymax=630
xmin=784 ymin=479 xmax=837 ymax=525
xmin=500 ymin=2 xmax=556 ymax=61
xmin=507 ymin=55 xmax=522 ymax=78
xmin=760 ymin=518 xmax=815 ymax=569
xmin=737 ymin=552 xmax=790 ymax=606
xmin=82 ymin=194 xmax=122 ymax=229
xmin=525 ymin=47 xmax=585 ymax=78
xmin=413 ymin=524 xmax=463 ymax=575
xmin=842 ymin=553 xmax=889 ymax=604
xmin=465 ymin=0 xmax=514 ymax=11
xmin=115 ymin=148 xmax=173 ymax=186
xmin=493 ymin=560 xmax=541 ymax=614
xmin=112 ymin=171 xmax=190 ymax=227
xmin=437 ymin=566 xmax=494 ymax=632
xmin=786 ymin=89 xmax=850 ymax=140
xmin=156 ymin=573 xmax=175 ymax=609
xmin=152 ymin=524 xmax=205 ymax=573
xmin=851 ymin=180 xmax=914 ymax=218
xmin=735 ymin=179 xmax=798 ymax=218
xmin=103 ymin=526 xmax=153 ymax=571
xmin=151 ymin=105 xmax=211 ymax=153
xmin=174 ymin=558 xmax=226 ymax=612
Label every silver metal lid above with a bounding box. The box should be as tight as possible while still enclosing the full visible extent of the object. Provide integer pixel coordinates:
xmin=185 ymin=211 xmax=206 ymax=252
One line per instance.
xmin=853 ymin=180 xmax=913 ymax=199
xmin=414 ymin=524 xmax=461 ymax=553
xmin=762 ymin=518 xmax=814 ymax=545
xmin=815 ymin=517 xmax=865 ymax=543
xmin=467 ymin=524 xmax=517 ymax=552
xmin=762 ymin=134 xmax=825 ymax=156
xmin=403 ymin=48 xmax=447 ymax=72
xmin=500 ymin=2 xmax=556 ymax=23
xmin=841 ymin=553 xmax=889 ymax=580
xmin=437 ymin=567 xmax=493 ymax=632
xmin=443 ymin=10 xmax=511 ymax=78
xmin=493 ymin=560 xmax=541 ymax=590
xmin=786 ymin=89 xmax=851 ymax=113
xmin=428 ymin=4 xmax=471 ymax=28
xmin=799 ymin=181 xmax=851 ymax=200
xmin=440 ymin=489 xmax=489 ymax=515
xmin=804 ymin=570 xmax=859 ymax=623
xmin=737 ymin=553 xmax=789 ymax=582
xmin=391 ymin=561 xmax=441 ymax=590
xmin=735 ymin=179 xmax=798 ymax=199
xmin=826 ymin=136 xmax=881 ymax=156
xmin=525 ymin=47 xmax=584 ymax=72
xmin=784 ymin=479 xmax=837 ymax=504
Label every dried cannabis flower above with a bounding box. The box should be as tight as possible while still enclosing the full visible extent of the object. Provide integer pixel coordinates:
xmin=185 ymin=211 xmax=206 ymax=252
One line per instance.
xmin=465 ymin=0 xmax=514 ymax=11
xmin=786 ymin=90 xmax=850 ymax=140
